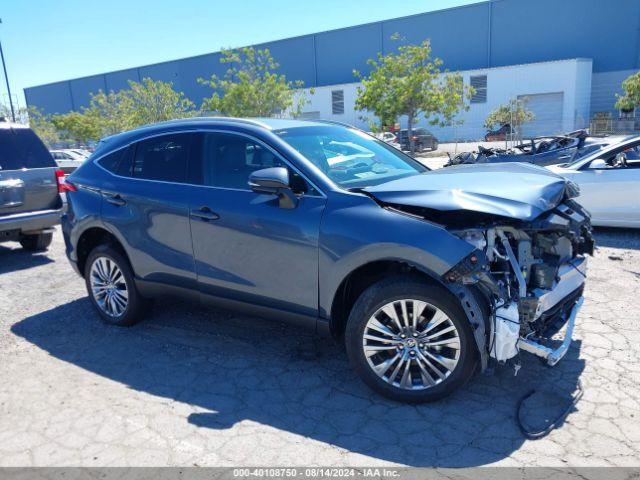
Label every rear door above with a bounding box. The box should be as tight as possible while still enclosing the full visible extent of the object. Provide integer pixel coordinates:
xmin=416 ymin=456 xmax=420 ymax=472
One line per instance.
xmin=99 ymin=132 xmax=199 ymax=291
xmin=0 ymin=126 xmax=60 ymax=218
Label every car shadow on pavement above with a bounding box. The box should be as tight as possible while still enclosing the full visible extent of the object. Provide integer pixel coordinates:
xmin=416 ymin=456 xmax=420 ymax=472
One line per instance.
xmin=12 ymin=297 xmax=585 ymax=467
xmin=0 ymin=244 xmax=55 ymax=275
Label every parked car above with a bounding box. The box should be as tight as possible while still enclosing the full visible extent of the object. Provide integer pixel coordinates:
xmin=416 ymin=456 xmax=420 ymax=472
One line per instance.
xmin=62 ymin=118 xmax=593 ymax=402
xmin=367 ymin=132 xmax=401 ymax=150
xmin=70 ymin=148 xmax=91 ymax=158
xmin=50 ymin=149 xmax=86 ymax=174
xmin=1 ymin=122 xmax=67 ymax=251
xmin=484 ymin=123 xmax=514 ymax=142
xmin=397 ymin=128 xmax=438 ymax=152
xmin=547 ymin=135 xmax=640 ymax=228
xmin=446 ymin=130 xmax=609 ymax=167
xmin=382 ymin=132 xmax=402 ymax=150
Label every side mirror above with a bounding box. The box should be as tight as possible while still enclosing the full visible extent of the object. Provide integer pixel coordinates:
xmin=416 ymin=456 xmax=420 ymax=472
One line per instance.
xmin=249 ymin=167 xmax=298 ymax=209
xmin=588 ymin=159 xmax=607 ymax=169
xmin=615 ymin=152 xmax=627 ymax=167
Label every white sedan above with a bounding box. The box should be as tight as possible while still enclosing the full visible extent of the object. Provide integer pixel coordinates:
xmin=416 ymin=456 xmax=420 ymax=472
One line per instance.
xmin=547 ymin=136 xmax=640 ymax=228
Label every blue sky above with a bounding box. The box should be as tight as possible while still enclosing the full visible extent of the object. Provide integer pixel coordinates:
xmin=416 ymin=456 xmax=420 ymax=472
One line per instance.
xmin=0 ymin=0 xmax=476 ymax=108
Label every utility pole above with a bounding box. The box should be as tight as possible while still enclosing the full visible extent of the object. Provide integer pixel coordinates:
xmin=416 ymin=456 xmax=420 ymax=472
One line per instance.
xmin=0 ymin=18 xmax=16 ymax=122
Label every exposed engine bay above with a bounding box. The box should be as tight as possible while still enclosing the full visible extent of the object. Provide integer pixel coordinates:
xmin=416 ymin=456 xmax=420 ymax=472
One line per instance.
xmin=362 ymin=162 xmax=594 ymax=369
xmin=445 ymin=198 xmax=594 ymax=366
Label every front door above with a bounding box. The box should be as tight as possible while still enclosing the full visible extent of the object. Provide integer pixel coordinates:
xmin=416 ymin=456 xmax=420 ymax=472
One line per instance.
xmin=577 ymin=144 xmax=640 ymax=226
xmin=188 ymin=131 xmax=326 ymax=324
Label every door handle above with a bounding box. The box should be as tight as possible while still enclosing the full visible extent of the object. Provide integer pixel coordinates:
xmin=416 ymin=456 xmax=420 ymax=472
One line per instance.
xmin=103 ymin=192 xmax=126 ymax=206
xmin=190 ymin=206 xmax=220 ymax=221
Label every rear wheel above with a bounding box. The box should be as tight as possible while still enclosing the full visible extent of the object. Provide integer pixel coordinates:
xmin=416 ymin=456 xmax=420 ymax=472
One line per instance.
xmin=84 ymin=244 xmax=148 ymax=326
xmin=345 ymin=277 xmax=478 ymax=403
xmin=19 ymin=232 xmax=53 ymax=251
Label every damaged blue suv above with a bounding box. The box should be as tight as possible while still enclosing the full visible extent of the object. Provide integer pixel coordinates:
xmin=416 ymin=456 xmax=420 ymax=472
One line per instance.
xmin=62 ymin=118 xmax=593 ymax=402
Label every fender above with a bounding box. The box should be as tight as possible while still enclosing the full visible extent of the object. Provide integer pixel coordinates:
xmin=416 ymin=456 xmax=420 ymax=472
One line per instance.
xmin=318 ymin=192 xmax=488 ymax=367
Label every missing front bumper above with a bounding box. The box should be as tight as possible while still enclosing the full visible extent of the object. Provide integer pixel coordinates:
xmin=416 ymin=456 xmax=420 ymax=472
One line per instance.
xmin=517 ymin=297 xmax=584 ymax=366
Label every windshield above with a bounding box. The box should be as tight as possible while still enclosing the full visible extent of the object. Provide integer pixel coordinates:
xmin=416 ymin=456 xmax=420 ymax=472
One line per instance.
xmin=275 ymin=126 xmax=427 ymax=188
xmin=564 ymin=137 xmax=640 ymax=168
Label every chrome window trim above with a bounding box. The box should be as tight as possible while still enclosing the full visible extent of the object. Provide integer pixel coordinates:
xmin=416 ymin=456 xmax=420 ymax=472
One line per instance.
xmin=91 ymin=128 xmax=326 ymax=198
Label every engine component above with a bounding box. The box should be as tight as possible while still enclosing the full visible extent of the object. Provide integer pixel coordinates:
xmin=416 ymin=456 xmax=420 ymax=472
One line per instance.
xmin=490 ymin=303 xmax=520 ymax=362
xmin=531 ymin=263 xmax=556 ymax=289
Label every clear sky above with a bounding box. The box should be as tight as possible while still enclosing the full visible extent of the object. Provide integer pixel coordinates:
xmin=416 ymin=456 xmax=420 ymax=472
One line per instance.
xmin=0 ymin=0 xmax=477 ymax=108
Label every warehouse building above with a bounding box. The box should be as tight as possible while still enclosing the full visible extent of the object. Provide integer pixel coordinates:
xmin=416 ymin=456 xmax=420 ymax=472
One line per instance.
xmin=24 ymin=0 xmax=640 ymax=141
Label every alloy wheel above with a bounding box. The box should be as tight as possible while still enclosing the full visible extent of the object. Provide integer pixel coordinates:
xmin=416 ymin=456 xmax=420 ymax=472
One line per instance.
xmin=90 ymin=256 xmax=129 ymax=317
xmin=362 ymin=299 xmax=461 ymax=390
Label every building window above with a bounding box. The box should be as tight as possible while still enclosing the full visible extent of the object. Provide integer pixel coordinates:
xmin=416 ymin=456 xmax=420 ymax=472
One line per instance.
xmin=470 ymin=75 xmax=487 ymax=104
xmin=332 ymin=90 xmax=345 ymax=115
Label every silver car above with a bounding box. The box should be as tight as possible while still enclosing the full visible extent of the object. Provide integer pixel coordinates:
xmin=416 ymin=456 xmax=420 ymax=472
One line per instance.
xmin=548 ymin=136 xmax=640 ymax=228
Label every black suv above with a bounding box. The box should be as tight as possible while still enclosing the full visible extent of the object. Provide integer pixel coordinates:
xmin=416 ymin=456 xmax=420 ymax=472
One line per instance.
xmin=0 ymin=122 xmax=66 ymax=251
xmin=398 ymin=128 xmax=438 ymax=152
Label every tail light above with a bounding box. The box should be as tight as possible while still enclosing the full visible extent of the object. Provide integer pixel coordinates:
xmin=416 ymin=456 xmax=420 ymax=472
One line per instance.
xmin=55 ymin=169 xmax=77 ymax=193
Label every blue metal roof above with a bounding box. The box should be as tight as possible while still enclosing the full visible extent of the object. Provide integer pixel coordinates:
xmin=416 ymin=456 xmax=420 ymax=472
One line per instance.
xmin=24 ymin=0 xmax=640 ymax=115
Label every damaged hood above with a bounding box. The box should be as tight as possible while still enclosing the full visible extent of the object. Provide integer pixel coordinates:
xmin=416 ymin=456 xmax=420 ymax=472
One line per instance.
xmin=363 ymin=162 xmax=570 ymax=221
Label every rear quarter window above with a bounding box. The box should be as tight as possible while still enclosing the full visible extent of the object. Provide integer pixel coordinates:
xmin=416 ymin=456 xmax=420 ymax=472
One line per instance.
xmin=97 ymin=149 xmax=124 ymax=173
xmin=0 ymin=128 xmax=56 ymax=171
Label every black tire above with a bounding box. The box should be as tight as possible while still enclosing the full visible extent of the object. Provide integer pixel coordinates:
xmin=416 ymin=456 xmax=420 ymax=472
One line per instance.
xmin=19 ymin=232 xmax=53 ymax=251
xmin=345 ymin=276 xmax=478 ymax=403
xmin=84 ymin=244 xmax=149 ymax=326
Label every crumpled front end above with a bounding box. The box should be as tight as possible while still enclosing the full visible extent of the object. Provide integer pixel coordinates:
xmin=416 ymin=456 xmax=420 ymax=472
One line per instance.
xmin=444 ymin=197 xmax=593 ymax=367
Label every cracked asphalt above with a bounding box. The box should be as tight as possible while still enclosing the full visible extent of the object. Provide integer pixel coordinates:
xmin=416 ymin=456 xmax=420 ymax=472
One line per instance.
xmin=0 ymin=228 xmax=639 ymax=467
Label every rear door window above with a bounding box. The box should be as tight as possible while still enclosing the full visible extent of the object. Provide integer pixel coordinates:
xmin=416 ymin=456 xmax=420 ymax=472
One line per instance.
xmin=131 ymin=134 xmax=193 ymax=183
xmin=0 ymin=128 xmax=56 ymax=171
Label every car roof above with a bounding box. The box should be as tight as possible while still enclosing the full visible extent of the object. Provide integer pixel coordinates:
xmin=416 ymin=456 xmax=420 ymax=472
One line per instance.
xmin=95 ymin=117 xmax=354 ymax=155
xmin=101 ymin=117 xmax=342 ymax=144
xmin=112 ymin=116 xmax=333 ymax=135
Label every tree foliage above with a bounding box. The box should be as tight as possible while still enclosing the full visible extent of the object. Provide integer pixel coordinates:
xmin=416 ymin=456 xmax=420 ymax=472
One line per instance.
xmin=120 ymin=78 xmax=196 ymax=127
xmin=199 ymin=47 xmax=310 ymax=117
xmin=354 ymin=37 xmax=473 ymax=153
xmin=615 ymin=71 xmax=640 ymax=111
xmin=27 ymin=107 xmax=60 ymax=147
xmin=51 ymin=110 xmax=101 ymax=144
xmin=45 ymin=78 xmax=196 ymax=144
xmin=484 ymin=97 xmax=535 ymax=131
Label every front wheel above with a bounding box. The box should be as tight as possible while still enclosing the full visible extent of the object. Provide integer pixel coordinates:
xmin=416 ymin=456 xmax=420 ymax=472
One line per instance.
xmin=345 ymin=277 xmax=478 ymax=403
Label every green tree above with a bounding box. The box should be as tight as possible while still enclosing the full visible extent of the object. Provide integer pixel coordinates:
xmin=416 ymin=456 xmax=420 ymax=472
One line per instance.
xmin=199 ymin=47 xmax=310 ymax=117
xmin=51 ymin=110 xmax=101 ymax=144
xmin=26 ymin=107 xmax=60 ymax=147
xmin=48 ymin=77 xmax=196 ymax=143
xmin=121 ymin=77 xmax=196 ymax=127
xmin=615 ymin=71 xmax=640 ymax=111
xmin=354 ymin=37 xmax=473 ymax=154
xmin=484 ymin=97 xmax=535 ymax=140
